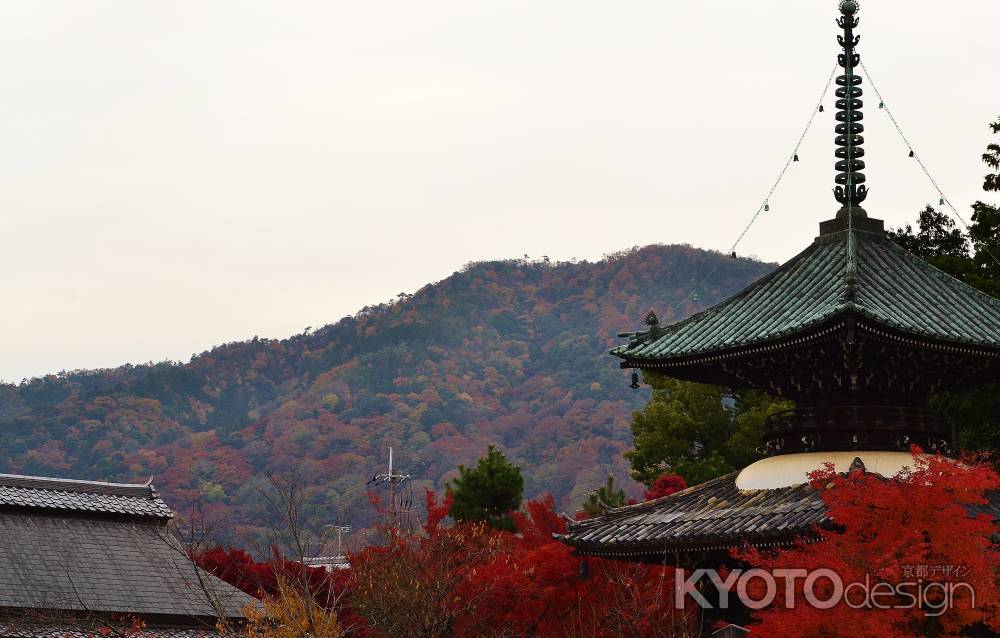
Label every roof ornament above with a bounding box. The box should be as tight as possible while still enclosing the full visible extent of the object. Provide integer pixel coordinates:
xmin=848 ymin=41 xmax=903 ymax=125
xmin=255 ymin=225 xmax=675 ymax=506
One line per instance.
xmin=644 ymin=310 xmax=661 ymax=336
xmin=619 ymin=310 xmax=664 ymax=359
xmin=843 ymin=259 xmax=858 ymax=303
xmin=848 ymin=456 xmax=867 ymax=473
xmin=833 ymin=0 xmax=868 ymax=217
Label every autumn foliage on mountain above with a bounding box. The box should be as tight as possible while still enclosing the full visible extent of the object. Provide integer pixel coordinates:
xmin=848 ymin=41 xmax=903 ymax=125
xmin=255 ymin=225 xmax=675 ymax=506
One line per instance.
xmin=0 ymin=245 xmax=772 ymax=541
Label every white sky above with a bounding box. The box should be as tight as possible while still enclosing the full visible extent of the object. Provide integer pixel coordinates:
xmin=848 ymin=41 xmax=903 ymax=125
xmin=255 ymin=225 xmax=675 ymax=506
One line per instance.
xmin=0 ymin=0 xmax=997 ymax=382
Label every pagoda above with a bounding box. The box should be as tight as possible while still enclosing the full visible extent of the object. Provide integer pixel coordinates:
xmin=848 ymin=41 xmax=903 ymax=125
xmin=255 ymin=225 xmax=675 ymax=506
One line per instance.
xmin=559 ymin=0 xmax=1000 ymax=562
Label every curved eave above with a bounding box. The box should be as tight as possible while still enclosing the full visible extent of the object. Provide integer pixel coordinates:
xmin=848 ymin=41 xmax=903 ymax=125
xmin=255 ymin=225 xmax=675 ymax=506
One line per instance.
xmin=614 ymin=316 xmax=848 ymax=369
xmin=612 ymin=242 xmax=829 ymax=361
xmin=559 ymin=474 xmax=829 ymax=556
xmin=614 ymin=305 xmax=1000 ymax=370
xmin=611 ymin=231 xmax=1000 ymax=366
xmin=560 ymin=530 xmax=821 ymax=558
xmin=612 ymin=311 xmax=846 ymax=365
xmin=852 ymin=308 xmax=1000 ymax=357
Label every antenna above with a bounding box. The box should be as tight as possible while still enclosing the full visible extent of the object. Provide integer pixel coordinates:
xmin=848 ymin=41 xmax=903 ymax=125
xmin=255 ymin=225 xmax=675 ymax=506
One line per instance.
xmin=323 ymin=524 xmax=352 ymax=556
xmin=373 ymin=447 xmax=412 ymax=530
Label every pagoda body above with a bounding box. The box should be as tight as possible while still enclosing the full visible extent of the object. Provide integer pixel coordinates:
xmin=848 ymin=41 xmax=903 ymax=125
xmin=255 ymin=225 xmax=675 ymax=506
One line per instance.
xmin=560 ymin=1 xmax=1000 ymax=562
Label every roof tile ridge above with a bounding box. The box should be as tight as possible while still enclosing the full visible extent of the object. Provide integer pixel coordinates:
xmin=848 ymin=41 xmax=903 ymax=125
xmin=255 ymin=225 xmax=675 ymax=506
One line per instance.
xmin=565 ymin=474 xmax=740 ymax=530
xmin=737 ymin=480 xmax=823 ymax=498
xmin=840 ymin=226 xmax=860 ymax=305
xmin=0 ymin=473 xmax=152 ymax=490
xmin=837 ymin=228 xmax=891 ymax=312
xmin=0 ymin=473 xmax=158 ymax=499
xmin=608 ymin=472 xmax=737 ymax=513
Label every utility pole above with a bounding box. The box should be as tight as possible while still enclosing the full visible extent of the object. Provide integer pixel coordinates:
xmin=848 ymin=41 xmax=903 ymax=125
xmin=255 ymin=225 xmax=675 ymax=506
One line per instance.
xmin=323 ymin=524 xmax=352 ymax=557
xmin=373 ymin=447 xmax=411 ymax=529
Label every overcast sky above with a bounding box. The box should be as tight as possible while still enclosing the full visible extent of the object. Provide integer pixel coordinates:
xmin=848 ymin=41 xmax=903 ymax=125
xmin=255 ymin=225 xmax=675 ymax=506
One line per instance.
xmin=0 ymin=0 xmax=997 ymax=382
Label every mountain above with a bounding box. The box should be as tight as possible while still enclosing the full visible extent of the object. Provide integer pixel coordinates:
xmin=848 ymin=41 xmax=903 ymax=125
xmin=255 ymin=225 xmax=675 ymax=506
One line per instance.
xmin=0 ymin=245 xmax=774 ymax=543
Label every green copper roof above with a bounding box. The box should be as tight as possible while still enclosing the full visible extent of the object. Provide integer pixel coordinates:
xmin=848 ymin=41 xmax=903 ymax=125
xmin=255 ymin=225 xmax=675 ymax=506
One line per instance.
xmin=615 ymin=229 xmax=1000 ymax=361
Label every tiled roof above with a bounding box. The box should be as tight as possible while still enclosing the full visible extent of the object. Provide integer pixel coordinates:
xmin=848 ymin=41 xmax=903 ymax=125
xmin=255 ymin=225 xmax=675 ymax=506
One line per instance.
xmin=559 ymin=473 xmax=827 ymax=556
xmin=0 ymin=474 xmax=172 ymax=519
xmin=0 ymin=511 xmax=257 ymax=619
xmin=560 ymin=470 xmax=1000 ymax=556
xmin=615 ymin=230 xmax=1000 ymax=362
xmin=0 ymin=624 xmax=226 ymax=638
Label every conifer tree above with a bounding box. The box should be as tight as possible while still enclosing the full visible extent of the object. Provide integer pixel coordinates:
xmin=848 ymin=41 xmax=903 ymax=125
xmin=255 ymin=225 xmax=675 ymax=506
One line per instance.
xmin=581 ymin=473 xmax=628 ymax=517
xmin=886 ymin=204 xmax=971 ymax=279
xmin=626 ymin=373 xmax=791 ymax=486
xmin=447 ymin=445 xmax=524 ymax=532
xmin=969 ymin=115 xmax=1000 ymax=296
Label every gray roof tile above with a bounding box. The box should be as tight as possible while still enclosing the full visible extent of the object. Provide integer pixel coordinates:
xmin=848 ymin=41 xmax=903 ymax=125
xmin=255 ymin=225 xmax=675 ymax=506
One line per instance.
xmin=0 ymin=512 xmax=256 ymax=619
xmin=561 ymin=472 xmax=1000 ymax=556
xmin=0 ymin=474 xmax=172 ymax=519
xmin=0 ymin=473 xmax=257 ymax=624
xmin=559 ymin=473 xmax=827 ymax=555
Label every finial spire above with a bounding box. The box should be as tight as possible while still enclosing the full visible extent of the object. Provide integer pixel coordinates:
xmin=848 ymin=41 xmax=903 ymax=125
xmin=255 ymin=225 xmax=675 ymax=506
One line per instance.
xmin=833 ymin=0 xmax=868 ymax=217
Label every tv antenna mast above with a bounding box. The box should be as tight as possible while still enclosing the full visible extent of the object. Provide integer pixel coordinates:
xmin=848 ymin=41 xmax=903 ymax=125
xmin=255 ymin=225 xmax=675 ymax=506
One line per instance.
xmin=370 ymin=447 xmax=412 ymax=529
xmin=323 ymin=524 xmax=352 ymax=556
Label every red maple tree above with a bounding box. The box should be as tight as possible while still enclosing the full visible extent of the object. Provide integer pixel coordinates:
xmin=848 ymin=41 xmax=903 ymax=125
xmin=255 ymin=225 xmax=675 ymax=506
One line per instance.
xmin=341 ymin=489 xmax=700 ymax=637
xmin=736 ymin=449 xmax=1000 ymax=637
xmin=644 ymin=473 xmax=688 ymax=501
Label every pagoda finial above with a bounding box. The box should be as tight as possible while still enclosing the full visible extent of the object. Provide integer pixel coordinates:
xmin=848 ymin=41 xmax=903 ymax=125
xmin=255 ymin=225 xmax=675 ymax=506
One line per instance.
xmin=833 ymin=0 xmax=868 ymax=217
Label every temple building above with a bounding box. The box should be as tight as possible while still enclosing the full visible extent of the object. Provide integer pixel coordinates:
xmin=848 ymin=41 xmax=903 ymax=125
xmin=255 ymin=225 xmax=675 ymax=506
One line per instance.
xmin=0 ymin=472 xmax=255 ymax=637
xmin=559 ymin=0 xmax=1000 ymax=562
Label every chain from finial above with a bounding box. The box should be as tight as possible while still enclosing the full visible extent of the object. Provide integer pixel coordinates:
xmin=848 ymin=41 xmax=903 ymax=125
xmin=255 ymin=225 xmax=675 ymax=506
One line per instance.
xmin=833 ymin=0 xmax=867 ymax=211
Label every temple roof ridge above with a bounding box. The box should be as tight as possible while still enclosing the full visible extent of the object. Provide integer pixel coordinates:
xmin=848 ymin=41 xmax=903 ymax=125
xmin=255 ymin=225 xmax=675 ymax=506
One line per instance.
xmin=0 ymin=471 xmax=172 ymax=519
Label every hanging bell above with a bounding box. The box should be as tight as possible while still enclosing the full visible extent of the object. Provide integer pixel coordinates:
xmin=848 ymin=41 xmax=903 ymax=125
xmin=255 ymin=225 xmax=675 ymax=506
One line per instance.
xmin=818 ymin=105 xmax=825 ymax=113
xmin=939 ymin=197 xmax=945 ymax=206
xmin=629 ymin=371 xmax=640 ymax=389
xmin=691 ymin=292 xmax=700 ymax=302
xmin=764 ymin=202 xmax=770 ymax=212
xmin=909 ymin=150 xmax=915 ymax=158
xmin=879 ymin=101 xmax=885 ymax=109
xmin=793 ymin=153 xmax=799 ymax=162
xmin=730 ymin=251 xmax=737 ymax=259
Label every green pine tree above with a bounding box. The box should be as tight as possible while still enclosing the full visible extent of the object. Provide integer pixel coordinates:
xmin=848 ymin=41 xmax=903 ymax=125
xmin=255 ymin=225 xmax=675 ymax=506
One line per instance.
xmin=625 ymin=373 xmax=792 ymax=487
xmin=581 ymin=473 xmax=628 ymax=517
xmin=447 ymin=445 xmax=524 ymax=531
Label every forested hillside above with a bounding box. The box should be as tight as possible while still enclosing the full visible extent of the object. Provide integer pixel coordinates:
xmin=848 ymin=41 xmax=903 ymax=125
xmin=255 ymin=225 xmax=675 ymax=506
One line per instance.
xmin=0 ymin=245 xmax=772 ymax=541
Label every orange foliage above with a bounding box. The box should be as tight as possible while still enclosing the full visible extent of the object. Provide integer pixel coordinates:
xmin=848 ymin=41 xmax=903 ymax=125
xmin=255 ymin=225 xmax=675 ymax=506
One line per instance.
xmin=736 ymin=449 xmax=1000 ymax=637
xmin=0 ymin=246 xmax=772 ymax=543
